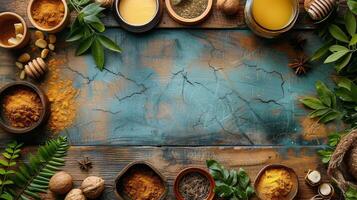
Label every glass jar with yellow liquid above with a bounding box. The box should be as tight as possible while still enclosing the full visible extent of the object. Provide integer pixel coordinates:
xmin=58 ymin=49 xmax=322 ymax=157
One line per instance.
xmin=244 ymin=0 xmax=299 ymax=38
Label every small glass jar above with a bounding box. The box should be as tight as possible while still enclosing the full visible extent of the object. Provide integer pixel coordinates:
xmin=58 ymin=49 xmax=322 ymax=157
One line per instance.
xmin=244 ymin=0 xmax=299 ymax=38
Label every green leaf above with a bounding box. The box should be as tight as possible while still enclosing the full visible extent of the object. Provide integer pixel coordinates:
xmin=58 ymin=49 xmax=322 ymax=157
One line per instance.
xmin=0 ymin=159 xmax=9 ymax=167
xmin=81 ymin=3 xmax=105 ymax=16
xmin=300 ymin=97 xmax=326 ymax=110
xmin=75 ymin=36 xmax=94 ymax=56
xmin=316 ymin=81 xmax=332 ymax=107
xmin=324 ymin=50 xmax=350 ymax=63
xmin=329 ymin=24 xmax=350 ymax=43
xmin=338 ymin=77 xmax=353 ymax=90
xmin=66 ymin=29 xmax=84 ymax=42
xmin=0 ymin=192 xmax=13 ymax=200
xmin=336 ymin=88 xmax=353 ymax=102
xmin=336 ymin=52 xmax=352 ymax=72
xmin=319 ymin=110 xmax=341 ymax=123
xmin=309 ymin=108 xmax=330 ymax=118
xmin=345 ymin=11 xmax=357 ymax=36
xmin=97 ymin=35 xmax=122 ymax=53
xmin=90 ymin=22 xmax=105 ymax=32
xmin=347 ymin=0 xmax=357 ymax=15
xmin=310 ymin=41 xmax=333 ymax=62
xmin=91 ymin=39 xmax=105 ymax=70
xmin=350 ymin=34 xmax=357 ymax=46
xmin=329 ymin=45 xmax=349 ymax=52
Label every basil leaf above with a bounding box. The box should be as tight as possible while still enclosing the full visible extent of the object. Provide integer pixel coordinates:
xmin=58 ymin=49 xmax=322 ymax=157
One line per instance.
xmin=81 ymin=3 xmax=104 ymax=16
xmin=329 ymin=24 xmax=350 ymax=43
xmin=350 ymin=34 xmax=357 ymax=46
xmin=329 ymin=45 xmax=349 ymax=52
xmin=91 ymin=39 xmax=105 ymax=70
xmin=335 ymin=52 xmax=352 ymax=72
xmin=75 ymin=36 xmax=94 ymax=56
xmin=319 ymin=110 xmax=341 ymax=123
xmin=336 ymin=88 xmax=353 ymax=102
xmin=309 ymin=108 xmax=330 ymax=118
xmin=324 ymin=50 xmax=350 ymax=63
xmin=300 ymin=97 xmax=326 ymax=110
xmin=347 ymin=0 xmax=357 ymax=15
xmin=98 ymin=35 xmax=122 ymax=53
xmin=90 ymin=22 xmax=105 ymax=33
xmin=345 ymin=11 xmax=356 ymax=36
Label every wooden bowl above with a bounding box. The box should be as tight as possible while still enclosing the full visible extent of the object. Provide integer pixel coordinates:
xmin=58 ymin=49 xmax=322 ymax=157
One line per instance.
xmin=165 ymin=0 xmax=213 ymax=25
xmin=113 ymin=0 xmax=163 ymax=33
xmin=0 ymin=81 xmax=50 ymax=134
xmin=114 ymin=161 xmax=168 ymax=200
xmin=174 ymin=167 xmax=215 ymax=200
xmin=254 ymin=164 xmax=299 ymax=200
xmin=0 ymin=12 xmax=30 ymax=49
xmin=27 ymin=0 xmax=69 ymax=33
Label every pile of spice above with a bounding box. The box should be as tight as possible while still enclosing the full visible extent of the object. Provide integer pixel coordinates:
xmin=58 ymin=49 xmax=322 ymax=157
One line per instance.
xmin=122 ymin=168 xmax=165 ymax=200
xmin=2 ymin=88 xmax=43 ymax=128
xmin=31 ymin=0 xmax=65 ymax=28
xmin=171 ymin=0 xmax=208 ymax=19
xmin=256 ymin=168 xmax=293 ymax=200
xmin=178 ymin=172 xmax=210 ymax=200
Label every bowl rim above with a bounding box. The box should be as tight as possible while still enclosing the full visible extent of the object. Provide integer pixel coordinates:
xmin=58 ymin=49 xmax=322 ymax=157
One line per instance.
xmin=0 ymin=12 xmax=29 ymax=48
xmin=0 ymin=81 xmax=49 ymax=134
xmin=165 ymin=0 xmax=213 ymax=25
xmin=113 ymin=161 xmax=169 ymax=200
xmin=27 ymin=0 xmax=69 ymax=32
xmin=254 ymin=164 xmax=299 ymax=200
xmin=173 ymin=167 xmax=215 ymax=200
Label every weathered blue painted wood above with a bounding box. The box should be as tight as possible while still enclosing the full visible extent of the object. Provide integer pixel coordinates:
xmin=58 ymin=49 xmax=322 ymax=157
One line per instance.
xmin=0 ymin=29 xmax=334 ymax=146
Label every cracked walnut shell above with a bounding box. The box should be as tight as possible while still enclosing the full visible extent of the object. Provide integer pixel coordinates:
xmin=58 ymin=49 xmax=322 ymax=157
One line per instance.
xmin=81 ymin=176 xmax=105 ymax=199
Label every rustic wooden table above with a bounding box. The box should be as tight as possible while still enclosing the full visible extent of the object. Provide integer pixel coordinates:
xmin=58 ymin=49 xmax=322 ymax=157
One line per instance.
xmin=0 ymin=0 xmax=342 ymax=199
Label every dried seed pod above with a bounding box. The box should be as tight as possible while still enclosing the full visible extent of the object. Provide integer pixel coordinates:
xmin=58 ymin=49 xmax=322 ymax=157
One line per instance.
xmin=18 ymin=53 xmax=31 ymax=63
xmin=35 ymin=30 xmax=45 ymax=40
xmin=318 ymin=183 xmax=334 ymax=198
xmin=305 ymin=170 xmax=322 ymax=187
xmin=304 ymin=0 xmax=336 ymax=21
xmin=35 ymin=39 xmax=48 ymax=49
xmin=24 ymin=57 xmax=47 ymax=79
xmin=15 ymin=62 xmax=23 ymax=70
xmin=41 ymin=49 xmax=50 ymax=59
xmin=20 ymin=70 xmax=26 ymax=80
xmin=48 ymin=34 xmax=57 ymax=44
xmin=48 ymin=44 xmax=55 ymax=51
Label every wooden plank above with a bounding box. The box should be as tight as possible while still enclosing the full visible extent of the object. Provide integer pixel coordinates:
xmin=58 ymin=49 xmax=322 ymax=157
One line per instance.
xmin=16 ymin=146 xmax=326 ymax=199
xmin=0 ymin=0 xmax=346 ymax=29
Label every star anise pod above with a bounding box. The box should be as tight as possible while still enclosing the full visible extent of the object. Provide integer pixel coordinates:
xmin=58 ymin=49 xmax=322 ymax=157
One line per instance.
xmin=290 ymin=34 xmax=307 ymax=51
xmin=78 ymin=157 xmax=92 ymax=171
xmin=288 ymin=55 xmax=310 ymax=75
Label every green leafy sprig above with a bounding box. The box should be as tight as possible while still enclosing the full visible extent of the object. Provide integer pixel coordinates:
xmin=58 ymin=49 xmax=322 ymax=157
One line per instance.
xmin=346 ymin=186 xmax=357 ymax=200
xmin=66 ymin=1 xmax=122 ymax=70
xmin=317 ymin=131 xmax=345 ymax=164
xmin=348 ymin=0 xmax=357 ymax=15
xmin=206 ymin=160 xmax=254 ymax=200
xmin=0 ymin=141 xmax=23 ymax=200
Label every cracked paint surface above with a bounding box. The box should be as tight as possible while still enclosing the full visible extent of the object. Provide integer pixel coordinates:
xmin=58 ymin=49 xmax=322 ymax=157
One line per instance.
xmin=0 ymin=30 xmax=334 ymax=146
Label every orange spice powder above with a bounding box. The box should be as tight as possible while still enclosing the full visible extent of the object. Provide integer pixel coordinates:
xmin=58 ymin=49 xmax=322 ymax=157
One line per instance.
xmin=31 ymin=0 xmax=65 ymax=28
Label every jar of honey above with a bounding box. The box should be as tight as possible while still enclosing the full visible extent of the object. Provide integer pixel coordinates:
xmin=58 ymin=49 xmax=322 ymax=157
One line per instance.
xmin=244 ymin=0 xmax=299 ymax=38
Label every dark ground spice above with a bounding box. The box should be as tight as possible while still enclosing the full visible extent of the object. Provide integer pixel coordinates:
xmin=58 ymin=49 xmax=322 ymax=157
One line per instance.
xmin=179 ymin=172 xmax=210 ymax=200
xmin=171 ymin=0 xmax=208 ymax=19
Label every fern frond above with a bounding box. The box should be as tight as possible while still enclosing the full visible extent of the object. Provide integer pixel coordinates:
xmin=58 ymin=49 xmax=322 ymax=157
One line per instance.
xmin=13 ymin=137 xmax=69 ymax=200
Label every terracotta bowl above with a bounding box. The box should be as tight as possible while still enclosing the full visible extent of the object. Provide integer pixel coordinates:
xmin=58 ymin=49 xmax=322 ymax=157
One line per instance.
xmin=27 ymin=0 xmax=69 ymax=33
xmin=254 ymin=164 xmax=299 ymax=200
xmin=0 ymin=81 xmax=50 ymax=134
xmin=165 ymin=0 xmax=213 ymax=25
xmin=114 ymin=161 xmax=168 ymax=200
xmin=0 ymin=12 xmax=30 ymax=49
xmin=174 ymin=167 xmax=215 ymax=200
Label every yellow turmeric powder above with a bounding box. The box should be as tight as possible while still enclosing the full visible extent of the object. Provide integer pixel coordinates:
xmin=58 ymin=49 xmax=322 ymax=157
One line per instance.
xmin=257 ymin=168 xmax=293 ymax=200
xmin=31 ymin=0 xmax=65 ymax=28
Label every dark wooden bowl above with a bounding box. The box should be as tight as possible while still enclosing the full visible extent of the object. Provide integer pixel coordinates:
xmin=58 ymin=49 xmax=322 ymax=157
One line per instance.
xmin=0 ymin=12 xmax=30 ymax=49
xmin=254 ymin=164 xmax=299 ymax=200
xmin=0 ymin=81 xmax=50 ymax=134
xmin=174 ymin=167 xmax=215 ymax=200
xmin=114 ymin=161 xmax=168 ymax=200
xmin=113 ymin=0 xmax=163 ymax=33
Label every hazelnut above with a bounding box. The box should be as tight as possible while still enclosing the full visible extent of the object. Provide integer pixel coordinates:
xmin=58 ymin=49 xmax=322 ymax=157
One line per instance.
xmin=65 ymin=189 xmax=86 ymax=200
xmin=217 ymin=0 xmax=240 ymax=15
xmin=49 ymin=171 xmax=73 ymax=195
xmin=81 ymin=176 xmax=105 ymax=199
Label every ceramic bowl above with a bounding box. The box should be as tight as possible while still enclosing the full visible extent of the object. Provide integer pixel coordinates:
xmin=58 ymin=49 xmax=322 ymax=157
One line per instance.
xmin=113 ymin=0 xmax=163 ymax=33
xmin=0 ymin=12 xmax=30 ymax=49
xmin=174 ymin=167 xmax=215 ymax=200
xmin=254 ymin=164 xmax=299 ymax=200
xmin=0 ymin=81 xmax=50 ymax=134
xmin=27 ymin=0 xmax=69 ymax=33
xmin=165 ymin=0 xmax=213 ymax=25
xmin=114 ymin=161 xmax=168 ymax=200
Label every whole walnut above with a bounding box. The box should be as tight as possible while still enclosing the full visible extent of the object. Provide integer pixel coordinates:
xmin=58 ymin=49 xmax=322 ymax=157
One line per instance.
xmin=81 ymin=176 xmax=105 ymax=199
xmin=49 ymin=171 xmax=73 ymax=195
xmin=40 ymin=191 xmax=57 ymax=200
xmin=65 ymin=189 xmax=86 ymax=200
xmin=216 ymin=0 xmax=240 ymax=15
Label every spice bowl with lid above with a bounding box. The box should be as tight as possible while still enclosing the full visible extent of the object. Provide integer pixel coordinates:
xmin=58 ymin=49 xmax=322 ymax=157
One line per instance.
xmin=174 ymin=167 xmax=215 ymax=200
xmin=113 ymin=0 xmax=163 ymax=33
xmin=0 ymin=12 xmax=30 ymax=49
xmin=27 ymin=0 xmax=69 ymax=33
xmin=114 ymin=161 xmax=168 ymax=200
xmin=0 ymin=81 xmax=50 ymax=134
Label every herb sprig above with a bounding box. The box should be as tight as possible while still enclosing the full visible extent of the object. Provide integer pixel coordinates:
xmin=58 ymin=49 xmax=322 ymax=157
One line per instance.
xmin=67 ymin=1 xmax=122 ymax=70
xmin=206 ymin=160 xmax=254 ymax=200
xmin=346 ymin=186 xmax=357 ymax=200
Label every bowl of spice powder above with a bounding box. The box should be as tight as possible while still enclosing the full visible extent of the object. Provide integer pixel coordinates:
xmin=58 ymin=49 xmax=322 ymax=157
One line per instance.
xmin=165 ymin=0 xmax=213 ymax=25
xmin=27 ymin=0 xmax=69 ymax=33
xmin=174 ymin=167 xmax=215 ymax=200
xmin=0 ymin=81 xmax=49 ymax=134
xmin=114 ymin=161 xmax=168 ymax=200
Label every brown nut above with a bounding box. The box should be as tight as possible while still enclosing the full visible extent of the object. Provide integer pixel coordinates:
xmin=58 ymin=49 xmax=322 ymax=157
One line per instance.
xmin=81 ymin=176 xmax=105 ymax=199
xmin=65 ymin=189 xmax=86 ymax=200
xmin=48 ymin=44 xmax=55 ymax=51
xmin=41 ymin=49 xmax=50 ymax=59
xmin=49 ymin=171 xmax=73 ymax=195
xmin=217 ymin=0 xmax=239 ymax=15
xmin=48 ymin=34 xmax=57 ymax=44
xmin=18 ymin=53 xmax=31 ymax=63
xmin=35 ymin=39 xmax=48 ymax=49
xmin=35 ymin=30 xmax=45 ymax=40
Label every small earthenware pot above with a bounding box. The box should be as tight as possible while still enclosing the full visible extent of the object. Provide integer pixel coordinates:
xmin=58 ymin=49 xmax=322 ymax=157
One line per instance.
xmin=0 ymin=81 xmax=50 ymax=134
xmin=174 ymin=167 xmax=215 ymax=200
xmin=113 ymin=0 xmax=163 ymax=33
xmin=254 ymin=164 xmax=299 ymax=200
xmin=114 ymin=161 xmax=168 ymax=200
xmin=165 ymin=0 xmax=213 ymax=25
xmin=0 ymin=12 xmax=30 ymax=49
xmin=27 ymin=0 xmax=70 ymax=33
xmin=244 ymin=0 xmax=299 ymax=38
